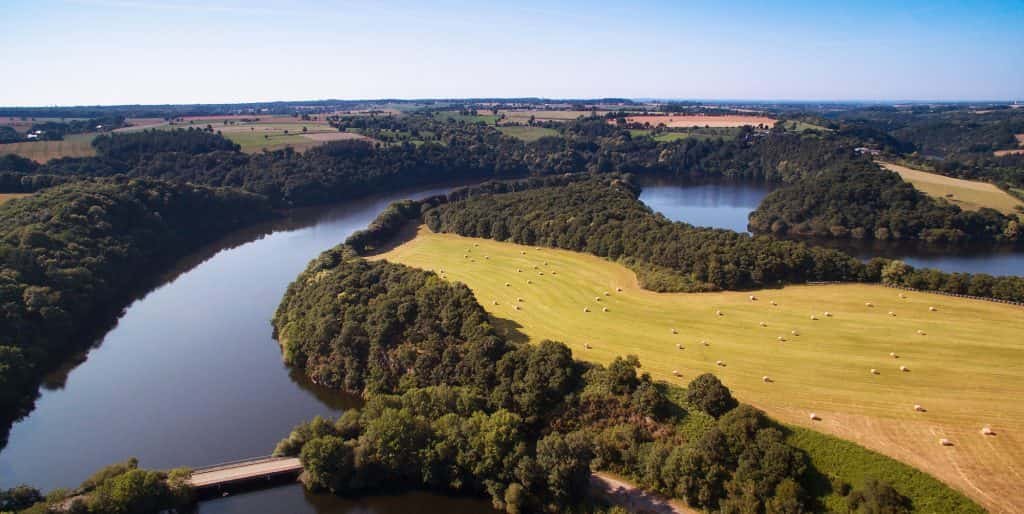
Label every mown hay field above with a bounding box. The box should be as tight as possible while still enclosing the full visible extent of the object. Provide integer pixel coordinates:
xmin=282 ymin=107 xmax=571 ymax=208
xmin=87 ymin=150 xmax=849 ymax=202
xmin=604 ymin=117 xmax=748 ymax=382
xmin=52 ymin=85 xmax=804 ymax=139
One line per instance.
xmin=880 ymin=161 xmax=1024 ymax=214
xmin=377 ymin=227 xmax=1024 ymax=513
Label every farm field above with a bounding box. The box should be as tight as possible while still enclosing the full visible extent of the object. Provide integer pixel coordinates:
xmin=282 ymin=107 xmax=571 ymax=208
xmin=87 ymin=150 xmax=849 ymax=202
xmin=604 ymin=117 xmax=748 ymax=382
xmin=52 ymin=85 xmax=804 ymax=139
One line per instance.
xmin=0 ymin=193 xmax=31 ymax=204
xmin=622 ymin=114 xmax=777 ymax=128
xmin=879 ymin=161 xmax=1024 ymax=214
xmin=157 ymin=115 xmax=368 ymax=153
xmin=629 ymin=127 xmax=743 ymax=142
xmin=497 ymin=125 xmax=558 ymax=142
xmin=432 ymin=110 xmax=499 ymax=125
xmin=497 ymin=109 xmax=596 ymax=124
xmin=377 ymin=226 xmax=1024 ymax=514
xmin=0 ymin=132 xmax=97 ymax=162
xmin=993 ymin=134 xmax=1024 ymax=156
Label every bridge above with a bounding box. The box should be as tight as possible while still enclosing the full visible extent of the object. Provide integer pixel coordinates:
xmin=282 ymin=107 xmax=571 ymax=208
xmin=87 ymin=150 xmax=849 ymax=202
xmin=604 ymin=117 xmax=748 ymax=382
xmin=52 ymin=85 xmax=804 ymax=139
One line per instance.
xmin=187 ymin=455 xmax=303 ymax=491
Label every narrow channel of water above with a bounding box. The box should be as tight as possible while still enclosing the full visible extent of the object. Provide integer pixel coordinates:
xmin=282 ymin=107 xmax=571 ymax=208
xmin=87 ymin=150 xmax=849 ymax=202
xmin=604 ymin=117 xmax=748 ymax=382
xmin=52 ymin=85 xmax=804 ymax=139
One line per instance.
xmin=0 ymin=187 xmax=463 ymax=498
xmin=638 ymin=181 xmax=1024 ymax=277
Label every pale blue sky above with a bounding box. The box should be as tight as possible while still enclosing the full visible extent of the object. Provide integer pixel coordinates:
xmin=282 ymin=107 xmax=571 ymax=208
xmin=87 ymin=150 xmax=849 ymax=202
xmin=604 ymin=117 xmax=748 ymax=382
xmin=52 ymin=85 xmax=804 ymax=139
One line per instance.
xmin=1 ymin=0 xmax=1022 ymax=106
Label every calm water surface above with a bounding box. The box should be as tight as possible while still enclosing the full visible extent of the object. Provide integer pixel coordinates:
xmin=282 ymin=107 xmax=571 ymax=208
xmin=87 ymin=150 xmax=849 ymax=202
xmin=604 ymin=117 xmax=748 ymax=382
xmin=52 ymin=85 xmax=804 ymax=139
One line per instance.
xmin=639 ymin=181 xmax=1024 ymax=276
xmin=0 ymin=185 xmax=496 ymax=512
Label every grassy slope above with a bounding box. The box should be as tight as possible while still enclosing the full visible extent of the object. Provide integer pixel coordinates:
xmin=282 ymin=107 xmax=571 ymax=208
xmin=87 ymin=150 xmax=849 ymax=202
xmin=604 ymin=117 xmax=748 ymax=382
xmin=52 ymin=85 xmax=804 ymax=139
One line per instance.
xmin=879 ymin=161 xmax=1024 ymax=215
xmin=376 ymin=227 xmax=1022 ymax=513
xmin=0 ymin=132 xmax=97 ymax=162
xmin=497 ymin=125 xmax=558 ymax=142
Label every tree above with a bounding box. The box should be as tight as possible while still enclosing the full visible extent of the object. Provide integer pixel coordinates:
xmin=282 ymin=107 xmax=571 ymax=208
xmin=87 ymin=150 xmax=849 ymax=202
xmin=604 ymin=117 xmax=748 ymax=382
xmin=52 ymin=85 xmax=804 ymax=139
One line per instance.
xmin=300 ymin=435 xmax=355 ymax=493
xmin=686 ymin=373 xmax=738 ymax=418
xmin=847 ymin=479 xmax=911 ymax=514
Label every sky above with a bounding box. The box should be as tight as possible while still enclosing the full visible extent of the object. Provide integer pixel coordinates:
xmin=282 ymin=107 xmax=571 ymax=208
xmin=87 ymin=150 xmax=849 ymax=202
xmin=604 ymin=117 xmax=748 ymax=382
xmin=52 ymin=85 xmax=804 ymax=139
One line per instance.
xmin=1 ymin=0 xmax=1022 ymax=106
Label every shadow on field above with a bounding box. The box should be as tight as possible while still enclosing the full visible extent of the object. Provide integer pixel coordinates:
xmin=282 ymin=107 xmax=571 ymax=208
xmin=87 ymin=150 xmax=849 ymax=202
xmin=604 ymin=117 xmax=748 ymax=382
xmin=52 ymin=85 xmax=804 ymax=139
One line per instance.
xmin=489 ymin=315 xmax=529 ymax=345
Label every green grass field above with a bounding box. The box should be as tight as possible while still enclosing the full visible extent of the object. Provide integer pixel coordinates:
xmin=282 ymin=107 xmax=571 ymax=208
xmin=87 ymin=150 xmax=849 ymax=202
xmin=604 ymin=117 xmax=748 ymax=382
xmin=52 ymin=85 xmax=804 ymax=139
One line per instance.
xmin=880 ymin=161 xmax=1024 ymax=215
xmin=0 ymin=132 xmax=97 ymax=162
xmin=629 ymin=127 xmax=743 ymax=142
xmin=377 ymin=227 xmax=1024 ymax=513
xmin=497 ymin=125 xmax=558 ymax=142
xmin=781 ymin=120 xmax=832 ymax=132
xmin=433 ymin=110 xmax=499 ymax=125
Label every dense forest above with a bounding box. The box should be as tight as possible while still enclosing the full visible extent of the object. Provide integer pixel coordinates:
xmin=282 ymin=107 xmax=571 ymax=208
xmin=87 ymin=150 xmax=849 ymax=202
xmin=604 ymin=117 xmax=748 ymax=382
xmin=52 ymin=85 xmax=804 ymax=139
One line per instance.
xmin=0 ymin=179 xmax=272 ymax=441
xmin=271 ymin=247 xmax=979 ymax=513
xmin=3 ymin=115 xmax=1019 ymax=244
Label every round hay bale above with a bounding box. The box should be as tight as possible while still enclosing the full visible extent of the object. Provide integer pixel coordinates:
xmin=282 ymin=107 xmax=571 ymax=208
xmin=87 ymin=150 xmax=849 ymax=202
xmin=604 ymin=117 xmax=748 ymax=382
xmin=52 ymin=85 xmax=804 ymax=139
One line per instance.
xmin=899 ymin=365 xmax=909 ymax=372
xmin=791 ymin=329 xmax=799 ymax=336
xmin=520 ymin=250 xmax=526 ymax=255
xmin=889 ymin=352 xmax=898 ymax=358
xmin=604 ymin=291 xmax=610 ymax=296
xmin=762 ymin=376 xmax=772 ymax=383
xmin=899 ymin=293 xmax=906 ymax=299
xmin=516 ymin=268 xmax=522 ymax=273
xmin=916 ymin=329 xmax=926 ymax=336
xmin=865 ymin=302 xmax=873 ymax=307
xmin=672 ymin=370 xmax=680 ymax=376
xmin=533 ymin=265 xmax=538 ymax=270
xmin=671 ymin=328 xmax=678 ymax=334
xmin=929 ymin=306 xmax=937 ymax=312
xmin=810 ymin=314 xmax=818 ymax=320
xmin=583 ymin=307 xmax=590 ymax=313
xmin=513 ymin=305 xmax=520 ymax=311
xmin=551 ymin=271 xmax=557 ymax=275
xmin=484 ymin=256 xmax=490 ymax=260
xmin=759 ymin=321 xmax=767 ymax=327
xmin=463 ymin=255 xmax=469 ymax=259
xmin=616 ymin=287 xmax=623 ymax=292
xmin=538 ymin=272 xmax=544 ymax=276
xmin=716 ymin=310 xmax=723 ymax=316
xmin=777 ymin=336 xmax=786 ymax=342
xmin=824 ymin=311 xmax=832 ymax=317
xmin=517 ymin=297 xmax=523 ymax=302
xmin=584 ymin=343 xmax=591 ymax=350
xmin=809 ymin=413 xmax=819 ymax=421
xmin=701 ymin=340 xmax=709 ymax=346
xmin=888 ymin=311 xmax=896 ymax=316
xmin=594 ymin=297 xmax=601 ymax=302
xmin=602 ymin=307 xmax=608 ymax=312
xmin=981 ymin=426 xmax=995 ymax=436
xmin=473 ymin=243 xmax=479 ymax=247
xmin=939 ymin=438 xmax=953 ymax=446
xmin=749 ymin=295 xmax=757 ymax=301
xmin=914 ymin=404 xmax=925 ymax=412
xmin=716 ymin=360 xmax=725 ymax=366
xmin=492 ymin=300 xmax=498 ymax=305
xmin=870 ymin=368 xmax=879 ymax=375
xmin=676 ymin=343 xmax=683 ymax=350
xmin=505 ymin=282 xmax=511 ymax=287
xmin=526 ymin=280 xmax=532 ymax=284
xmin=770 ymin=300 xmax=778 ymax=306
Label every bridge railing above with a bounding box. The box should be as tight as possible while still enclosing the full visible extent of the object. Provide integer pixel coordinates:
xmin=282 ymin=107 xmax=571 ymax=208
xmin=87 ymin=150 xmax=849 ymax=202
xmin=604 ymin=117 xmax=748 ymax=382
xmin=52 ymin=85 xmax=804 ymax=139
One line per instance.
xmin=190 ymin=455 xmax=283 ymax=474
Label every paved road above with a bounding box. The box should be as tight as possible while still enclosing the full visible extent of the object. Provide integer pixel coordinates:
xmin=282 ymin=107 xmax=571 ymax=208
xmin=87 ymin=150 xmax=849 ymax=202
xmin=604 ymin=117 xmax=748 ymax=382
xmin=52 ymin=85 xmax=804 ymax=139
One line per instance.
xmin=188 ymin=457 xmax=302 ymax=488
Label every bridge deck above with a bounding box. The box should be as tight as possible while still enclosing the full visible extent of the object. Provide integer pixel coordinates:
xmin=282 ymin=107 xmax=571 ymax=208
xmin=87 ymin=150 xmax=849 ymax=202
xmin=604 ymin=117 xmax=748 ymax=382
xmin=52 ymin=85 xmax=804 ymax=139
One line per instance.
xmin=187 ymin=456 xmax=302 ymax=488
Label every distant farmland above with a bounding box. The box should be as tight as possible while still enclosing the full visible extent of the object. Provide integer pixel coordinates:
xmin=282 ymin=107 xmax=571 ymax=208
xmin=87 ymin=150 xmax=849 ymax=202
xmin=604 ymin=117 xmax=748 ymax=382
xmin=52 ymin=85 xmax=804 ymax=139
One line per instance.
xmin=880 ymin=161 xmax=1024 ymax=215
xmin=993 ymin=134 xmax=1024 ymax=156
xmin=623 ymin=114 xmax=777 ymax=128
xmin=0 ymin=132 xmax=97 ymax=162
xmin=0 ymin=193 xmax=31 ymax=204
xmin=158 ymin=115 xmax=367 ymax=153
xmin=497 ymin=125 xmax=558 ymax=142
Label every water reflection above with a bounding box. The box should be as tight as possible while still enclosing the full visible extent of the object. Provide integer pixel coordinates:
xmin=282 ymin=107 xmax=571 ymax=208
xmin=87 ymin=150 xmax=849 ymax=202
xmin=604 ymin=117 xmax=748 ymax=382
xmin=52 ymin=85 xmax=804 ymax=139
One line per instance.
xmin=637 ymin=179 xmax=772 ymax=233
xmin=199 ymin=483 xmax=498 ymax=514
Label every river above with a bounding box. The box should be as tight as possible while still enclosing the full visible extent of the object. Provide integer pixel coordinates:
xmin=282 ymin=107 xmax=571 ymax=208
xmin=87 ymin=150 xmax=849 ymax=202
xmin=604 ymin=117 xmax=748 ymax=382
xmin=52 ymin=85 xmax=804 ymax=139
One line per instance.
xmin=0 ymin=185 xmax=498 ymax=513
xmin=638 ymin=180 xmax=1024 ymax=276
